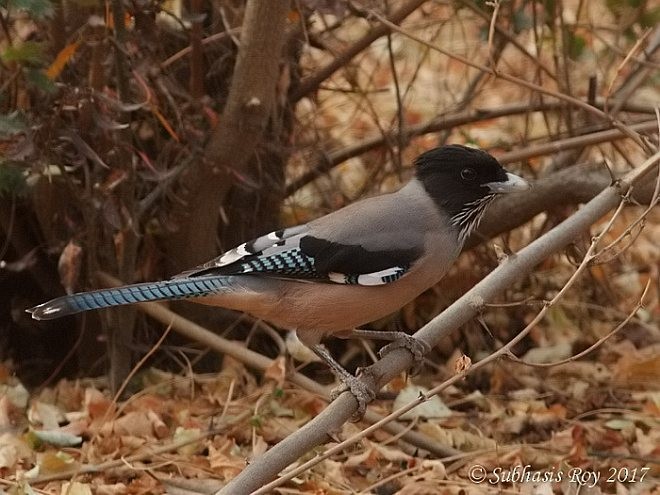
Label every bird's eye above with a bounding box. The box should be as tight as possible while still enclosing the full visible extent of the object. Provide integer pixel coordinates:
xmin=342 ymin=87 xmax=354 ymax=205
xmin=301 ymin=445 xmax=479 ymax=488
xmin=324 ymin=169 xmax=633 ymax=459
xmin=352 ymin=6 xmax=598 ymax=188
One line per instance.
xmin=461 ymin=168 xmax=476 ymax=180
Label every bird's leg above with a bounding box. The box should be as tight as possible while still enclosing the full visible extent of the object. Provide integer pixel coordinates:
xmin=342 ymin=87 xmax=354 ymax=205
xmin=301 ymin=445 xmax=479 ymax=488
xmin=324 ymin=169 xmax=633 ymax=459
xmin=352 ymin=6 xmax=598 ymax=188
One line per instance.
xmin=311 ymin=344 xmax=375 ymax=420
xmin=346 ymin=329 xmax=430 ymax=375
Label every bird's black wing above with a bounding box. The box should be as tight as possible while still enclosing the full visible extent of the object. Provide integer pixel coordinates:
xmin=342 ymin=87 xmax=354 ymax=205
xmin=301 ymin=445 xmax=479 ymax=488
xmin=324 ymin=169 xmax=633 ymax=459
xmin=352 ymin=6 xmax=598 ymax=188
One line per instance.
xmin=172 ymin=224 xmax=421 ymax=286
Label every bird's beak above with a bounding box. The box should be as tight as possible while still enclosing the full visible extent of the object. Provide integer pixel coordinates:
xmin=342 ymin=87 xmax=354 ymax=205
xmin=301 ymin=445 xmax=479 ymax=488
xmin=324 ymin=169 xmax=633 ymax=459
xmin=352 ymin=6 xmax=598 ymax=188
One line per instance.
xmin=486 ymin=172 xmax=530 ymax=193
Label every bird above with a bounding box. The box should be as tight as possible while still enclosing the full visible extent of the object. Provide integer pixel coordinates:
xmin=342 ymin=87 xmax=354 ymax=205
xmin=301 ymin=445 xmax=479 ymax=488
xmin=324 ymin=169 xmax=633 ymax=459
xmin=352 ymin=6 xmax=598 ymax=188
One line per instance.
xmin=28 ymin=145 xmax=530 ymax=416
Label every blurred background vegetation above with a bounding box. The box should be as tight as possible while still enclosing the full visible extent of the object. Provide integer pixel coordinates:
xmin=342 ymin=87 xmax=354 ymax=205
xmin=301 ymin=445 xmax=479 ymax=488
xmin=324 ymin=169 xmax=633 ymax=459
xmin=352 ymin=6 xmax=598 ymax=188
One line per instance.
xmin=0 ymin=0 xmax=658 ymax=394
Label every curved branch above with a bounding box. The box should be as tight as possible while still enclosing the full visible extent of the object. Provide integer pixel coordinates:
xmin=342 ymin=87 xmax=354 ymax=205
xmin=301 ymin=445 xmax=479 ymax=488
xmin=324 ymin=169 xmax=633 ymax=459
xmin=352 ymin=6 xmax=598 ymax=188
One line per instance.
xmin=219 ymin=152 xmax=660 ymax=494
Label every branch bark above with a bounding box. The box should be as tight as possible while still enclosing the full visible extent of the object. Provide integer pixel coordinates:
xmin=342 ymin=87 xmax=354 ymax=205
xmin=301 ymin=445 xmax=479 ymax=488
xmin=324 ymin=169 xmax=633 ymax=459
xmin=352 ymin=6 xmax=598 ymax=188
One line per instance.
xmin=165 ymin=1 xmax=289 ymax=273
xmin=219 ymin=151 xmax=660 ymax=494
xmin=468 ymin=158 xmax=659 ymax=248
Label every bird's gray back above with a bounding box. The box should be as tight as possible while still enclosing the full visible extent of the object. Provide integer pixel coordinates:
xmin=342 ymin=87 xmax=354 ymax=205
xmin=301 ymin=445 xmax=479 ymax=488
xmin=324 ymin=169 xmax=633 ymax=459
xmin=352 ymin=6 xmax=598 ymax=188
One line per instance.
xmin=307 ymin=179 xmax=449 ymax=252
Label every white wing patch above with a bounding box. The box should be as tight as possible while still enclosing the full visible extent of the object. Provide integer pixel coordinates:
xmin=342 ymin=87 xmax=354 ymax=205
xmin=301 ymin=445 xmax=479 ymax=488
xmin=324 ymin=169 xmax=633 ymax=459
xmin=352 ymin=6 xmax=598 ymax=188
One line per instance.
xmin=172 ymin=225 xmax=310 ymax=279
xmin=327 ymin=272 xmax=346 ymax=284
xmin=328 ymin=266 xmax=408 ymax=286
xmin=217 ymin=243 xmax=250 ymax=265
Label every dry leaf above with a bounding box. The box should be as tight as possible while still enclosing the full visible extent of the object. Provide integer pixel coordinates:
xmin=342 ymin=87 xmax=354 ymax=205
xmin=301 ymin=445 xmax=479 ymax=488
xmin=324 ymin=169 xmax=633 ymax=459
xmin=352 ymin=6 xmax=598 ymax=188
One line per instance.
xmin=38 ymin=451 xmax=77 ymax=474
xmin=146 ymin=409 xmax=169 ymax=439
xmin=250 ymin=434 xmax=268 ymax=459
xmin=393 ymin=385 xmax=452 ymax=420
xmin=0 ymin=394 xmax=24 ymax=431
xmin=614 ymin=346 xmax=660 ymax=388
xmin=208 ymin=441 xmax=245 ymax=479
xmin=31 ymin=429 xmax=82 ymax=447
xmin=29 ymin=401 xmax=65 ymax=429
xmin=84 ymin=388 xmax=114 ymax=419
xmin=454 ymin=353 xmax=472 ymax=373
xmin=173 ymin=427 xmax=203 ymax=455
xmin=0 ymin=433 xmax=32 ymax=469
xmin=263 ymin=356 xmax=287 ymax=386
xmin=112 ymin=411 xmax=155 ymax=437
xmin=46 ymin=41 xmax=80 ymax=80
xmin=522 ymin=342 xmax=573 ymax=364
xmin=60 ymin=481 xmax=92 ymax=495
xmin=91 ymin=483 xmax=128 ymax=495
xmin=57 ymin=240 xmax=82 ymax=295
xmin=418 ymin=422 xmax=497 ymax=451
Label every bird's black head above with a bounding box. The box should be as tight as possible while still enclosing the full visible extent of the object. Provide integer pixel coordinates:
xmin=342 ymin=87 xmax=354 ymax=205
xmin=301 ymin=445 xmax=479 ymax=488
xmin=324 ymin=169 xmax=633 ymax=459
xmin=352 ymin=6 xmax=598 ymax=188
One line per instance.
xmin=414 ymin=144 xmax=529 ymax=241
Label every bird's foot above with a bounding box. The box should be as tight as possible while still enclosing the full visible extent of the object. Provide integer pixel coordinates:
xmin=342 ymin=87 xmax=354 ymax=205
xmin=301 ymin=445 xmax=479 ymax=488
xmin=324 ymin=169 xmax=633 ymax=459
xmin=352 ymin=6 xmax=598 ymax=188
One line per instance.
xmin=312 ymin=343 xmax=376 ymax=421
xmin=330 ymin=367 xmax=376 ymax=421
xmin=379 ymin=334 xmax=430 ymax=375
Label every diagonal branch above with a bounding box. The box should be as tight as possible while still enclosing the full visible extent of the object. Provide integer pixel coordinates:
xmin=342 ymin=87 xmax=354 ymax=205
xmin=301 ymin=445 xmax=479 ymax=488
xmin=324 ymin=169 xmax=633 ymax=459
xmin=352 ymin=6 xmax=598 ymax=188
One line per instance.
xmin=219 ymin=151 xmax=660 ymax=494
xmin=252 ymin=190 xmax=657 ymax=494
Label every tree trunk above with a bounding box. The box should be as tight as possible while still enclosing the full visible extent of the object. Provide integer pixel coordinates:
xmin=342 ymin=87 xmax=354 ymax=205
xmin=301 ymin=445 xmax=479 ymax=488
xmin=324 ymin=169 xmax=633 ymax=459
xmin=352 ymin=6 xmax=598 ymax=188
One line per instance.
xmin=165 ymin=1 xmax=290 ymax=275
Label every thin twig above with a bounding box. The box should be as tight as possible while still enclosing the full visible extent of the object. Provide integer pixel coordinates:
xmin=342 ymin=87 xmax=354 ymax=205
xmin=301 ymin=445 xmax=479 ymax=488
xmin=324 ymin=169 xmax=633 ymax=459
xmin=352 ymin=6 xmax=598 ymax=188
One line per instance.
xmin=604 ymin=28 xmax=654 ymax=113
xmin=368 ymin=9 xmax=651 ymax=153
xmin=485 ymin=0 xmax=501 ymax=70
xmin=506 ymin=279 xmax=651 ymax=368
xmin=460 ymin=0 xmax=556 ymax=80
xmin=291 ymin=0 xmax=427 ymax=101
xmin=160 ymin=29 xmax=241 ymax=69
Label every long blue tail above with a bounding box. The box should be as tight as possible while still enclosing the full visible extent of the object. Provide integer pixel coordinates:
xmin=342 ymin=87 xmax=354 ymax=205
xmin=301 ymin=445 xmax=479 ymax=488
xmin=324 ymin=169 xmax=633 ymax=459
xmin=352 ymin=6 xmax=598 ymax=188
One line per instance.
xmin=27 ymin=276 xmax=234 ymax=320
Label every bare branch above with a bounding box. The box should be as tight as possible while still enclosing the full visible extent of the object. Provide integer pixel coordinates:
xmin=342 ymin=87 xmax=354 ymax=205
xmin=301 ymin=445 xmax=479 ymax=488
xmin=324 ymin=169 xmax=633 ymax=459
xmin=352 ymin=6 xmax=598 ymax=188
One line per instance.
xmin=607 ymin=26 xmax=660 ymax=116
xmin=468 ymin=156 xmax=659 ymax=248
xmin=460 ymin=0 xmax=556 ymax=80
xmin=253 ymin=185 xmax=648 ymax=492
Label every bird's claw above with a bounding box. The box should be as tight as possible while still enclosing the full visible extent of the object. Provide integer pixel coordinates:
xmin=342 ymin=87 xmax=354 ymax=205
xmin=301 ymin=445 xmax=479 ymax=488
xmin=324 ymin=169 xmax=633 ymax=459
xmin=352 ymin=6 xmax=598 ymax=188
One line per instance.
xmin=379 ymin=335 xmax=430 ymax=375
xmin=330 ymin=367 xmax=376 ymax=421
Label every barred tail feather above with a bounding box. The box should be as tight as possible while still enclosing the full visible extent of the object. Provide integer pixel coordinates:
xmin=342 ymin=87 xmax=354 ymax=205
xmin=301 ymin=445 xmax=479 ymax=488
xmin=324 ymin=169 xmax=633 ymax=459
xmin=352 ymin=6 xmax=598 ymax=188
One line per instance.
xmin=27 ymin=276 xmax=233 ymax=321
